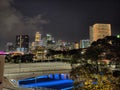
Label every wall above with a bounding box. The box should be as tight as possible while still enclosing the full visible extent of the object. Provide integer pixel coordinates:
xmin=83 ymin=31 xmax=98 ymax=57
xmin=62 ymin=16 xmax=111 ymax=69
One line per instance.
xmin=0 ymin=55 xmax=5 ymax=90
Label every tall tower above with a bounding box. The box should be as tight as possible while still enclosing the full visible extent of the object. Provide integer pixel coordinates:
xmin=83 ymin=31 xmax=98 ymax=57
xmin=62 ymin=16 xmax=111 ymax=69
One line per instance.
xmin=35 ymin=32 xmax=41 ymax=46
xmin=90 ymin=23 xmax=111 ymax=43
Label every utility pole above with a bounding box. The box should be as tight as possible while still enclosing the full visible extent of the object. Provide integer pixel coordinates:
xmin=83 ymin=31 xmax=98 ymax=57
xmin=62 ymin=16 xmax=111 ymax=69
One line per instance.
xmin=20 ymin=35 xmax=22 ymax=51
xmin=19 ymin=35 xmax=22 ymax=73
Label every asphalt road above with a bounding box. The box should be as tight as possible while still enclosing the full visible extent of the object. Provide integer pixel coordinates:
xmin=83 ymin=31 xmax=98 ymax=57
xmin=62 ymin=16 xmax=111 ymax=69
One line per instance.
xmin=4 ymin=62 xmax=71 ymax=78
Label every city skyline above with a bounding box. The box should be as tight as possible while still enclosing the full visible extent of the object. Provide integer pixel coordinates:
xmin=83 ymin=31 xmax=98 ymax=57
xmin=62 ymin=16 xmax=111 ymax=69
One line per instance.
xmin=0 ymin=0 xmax=120 ymax=50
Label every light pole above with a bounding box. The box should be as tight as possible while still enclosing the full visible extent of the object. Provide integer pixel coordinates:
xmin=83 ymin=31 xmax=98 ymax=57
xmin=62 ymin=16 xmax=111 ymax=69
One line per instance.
xmin=20 ymin=35 xmax=22 ymax=52
xmin=19 ymin=35 xmax=22 ymax=75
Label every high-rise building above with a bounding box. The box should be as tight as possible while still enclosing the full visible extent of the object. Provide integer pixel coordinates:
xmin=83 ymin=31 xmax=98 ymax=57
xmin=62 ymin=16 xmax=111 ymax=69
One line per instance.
xmin=6 ymin=42 xmax=14 ymax=51
xmin=35 ymin=32 xmax=41 ymax=46
xmin=80 ymin=39 xmax=90 ymax=48
xmin=16 ymin=35 xmax=29 ymax=52
xmin=46 ymin=34 xmax=55 ymax=45
xmin=90 ymin=23 xmax=111 ymax=43
xmin=30 ymin=42 xmax=36 ymax=50
xmin=74 ymin=42 xmax=79 ymax=49
xmin=46 ymin=34 xmax=52 ymax=41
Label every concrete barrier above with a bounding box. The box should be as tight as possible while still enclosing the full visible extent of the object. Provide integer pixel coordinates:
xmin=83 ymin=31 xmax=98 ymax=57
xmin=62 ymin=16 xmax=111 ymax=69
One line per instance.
xmin=0 ymin=55 xmax=5 ymax=90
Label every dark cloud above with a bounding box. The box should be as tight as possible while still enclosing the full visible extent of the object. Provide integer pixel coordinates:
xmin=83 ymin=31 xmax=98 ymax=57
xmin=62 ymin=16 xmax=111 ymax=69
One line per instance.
xmin=0 ymin=0 xmax=48 ymax=50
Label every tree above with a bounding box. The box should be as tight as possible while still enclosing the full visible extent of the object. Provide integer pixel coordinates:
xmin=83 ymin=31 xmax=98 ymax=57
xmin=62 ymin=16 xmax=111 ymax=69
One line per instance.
xmin=70 ymin=36 xmax=120 ymax=90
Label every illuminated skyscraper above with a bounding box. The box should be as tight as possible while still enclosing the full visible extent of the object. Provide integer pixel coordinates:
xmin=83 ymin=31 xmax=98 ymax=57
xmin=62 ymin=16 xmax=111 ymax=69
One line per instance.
xmin=35 ymin=32 xmax=41 ymax=46
xmin=74 ymin=42 xmax=79 ymax=49
xmin=90 ymin=23 xmax=111 ymax=43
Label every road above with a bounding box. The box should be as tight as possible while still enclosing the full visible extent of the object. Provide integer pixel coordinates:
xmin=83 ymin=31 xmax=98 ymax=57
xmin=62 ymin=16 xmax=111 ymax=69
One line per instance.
xmin=4 ymin=62 xmax=71 ymax=79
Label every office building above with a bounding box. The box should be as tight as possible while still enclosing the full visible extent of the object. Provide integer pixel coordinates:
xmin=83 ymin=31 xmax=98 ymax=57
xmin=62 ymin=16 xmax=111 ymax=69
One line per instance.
xmin=46 ymin=34 xmax=52 ymax=41
xmin=16 ymin=35 xmax=29 ymax=52
xmin=74 ymin=42 xmax=79 ymax=49
xmin=80 ymin=39 xmax=90 ymax=48
xmin=6 ymin=42 xmax=14 ymax=52
xmin=35 ymin=32 xmax=41 ymax=46
xmin=90 ymin=23 xmax=111 ymax=43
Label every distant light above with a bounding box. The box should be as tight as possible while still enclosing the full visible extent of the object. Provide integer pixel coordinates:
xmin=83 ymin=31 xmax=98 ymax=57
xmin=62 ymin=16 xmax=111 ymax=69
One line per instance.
xmin=46 ymin=34 xmax=51 ymax=36
xmin=52 ymin=40 xmax=55 ymax=43
xmin=117 ymin=35 xmax=120 ymax=38
xmin=44 ymin=50 xmax=47 ymax=53
xmin=0 ymin=51 xmax=6 ymax=55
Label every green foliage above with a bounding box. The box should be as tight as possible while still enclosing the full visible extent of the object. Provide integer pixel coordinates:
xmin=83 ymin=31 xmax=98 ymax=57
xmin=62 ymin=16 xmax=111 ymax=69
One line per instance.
xmin=70 ymin=36 xmax=120 ymax=90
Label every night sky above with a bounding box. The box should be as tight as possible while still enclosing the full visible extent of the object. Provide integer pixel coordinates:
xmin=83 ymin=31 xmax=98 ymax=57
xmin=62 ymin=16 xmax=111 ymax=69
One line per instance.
xmin=0 ymin=0 xmax=120 ymax=50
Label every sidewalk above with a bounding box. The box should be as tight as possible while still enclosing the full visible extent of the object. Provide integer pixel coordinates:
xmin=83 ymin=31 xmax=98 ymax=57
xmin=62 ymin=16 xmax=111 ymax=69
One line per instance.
xmin=3 ymin=88 xmax=33 ymax=90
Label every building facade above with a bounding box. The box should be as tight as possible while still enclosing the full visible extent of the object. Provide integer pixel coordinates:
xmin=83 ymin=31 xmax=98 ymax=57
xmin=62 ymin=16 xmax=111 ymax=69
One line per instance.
xmin=74 ymin=42 xmax=79 ymax=49
xmin=16 ymin=35 xmax=29 ymax=52
xmin=6 ymin=42 xmax=14 ymax=52
xmin=35 ymin=32 xmax=41 ymax=46
xmin=80 ymin=39 xmax=90 ymax=48
xmin=90 ymin=23 xmax=111 ymax=43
